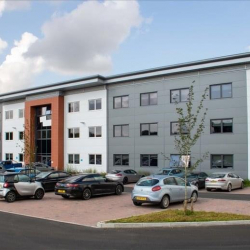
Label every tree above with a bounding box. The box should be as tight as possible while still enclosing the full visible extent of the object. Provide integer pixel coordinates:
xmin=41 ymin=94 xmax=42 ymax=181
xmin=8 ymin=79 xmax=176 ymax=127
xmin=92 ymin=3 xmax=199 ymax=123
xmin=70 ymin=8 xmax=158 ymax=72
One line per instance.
xmin=170 ymin=85 xmax=208 ymax=213
xmin=17 ymin=118 xmax=37 ymax=166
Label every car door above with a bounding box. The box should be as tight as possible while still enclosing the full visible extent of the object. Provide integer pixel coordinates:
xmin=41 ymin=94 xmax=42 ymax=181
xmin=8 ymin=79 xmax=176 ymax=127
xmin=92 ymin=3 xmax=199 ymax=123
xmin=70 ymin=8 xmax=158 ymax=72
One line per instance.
xmin=130 ymin=170 xmax=139 ymax=182
xmin=83 ymin=175 xmax=101 ymax=195
xmin=198 ymin=173 xmax=207 ymax=188
xmin=232 ymin=174 xmax=241 ymax=188
xmin=163 ymin=177 xmax=180 ymax=202
xmin=227 ymin=173 xmax=236 ymax=189
xmin=123 ymin=170 xmax=133 ymax=182
xmin=14 ymin=174 xmax=37 ymax=196
xmin=45 ymin=172 xmax=60 ymax=191
xmin=174 ymin=177 xmax=190 ymax=201
xmin=94 ymin=175 xmax=115 ymax=193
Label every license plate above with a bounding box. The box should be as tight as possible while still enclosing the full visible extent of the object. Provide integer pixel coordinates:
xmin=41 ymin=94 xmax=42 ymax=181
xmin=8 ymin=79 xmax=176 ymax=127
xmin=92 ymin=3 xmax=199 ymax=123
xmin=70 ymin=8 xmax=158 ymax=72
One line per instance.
xmin=210 ymin=180 xmax=217 ymax=183
xmin=136 ymin=196 xmax=146 ymax=201
xmin=58 ymin=190 xmax=65 ymax=193
xmin=0 ymin=184 xmax=2 ymax=188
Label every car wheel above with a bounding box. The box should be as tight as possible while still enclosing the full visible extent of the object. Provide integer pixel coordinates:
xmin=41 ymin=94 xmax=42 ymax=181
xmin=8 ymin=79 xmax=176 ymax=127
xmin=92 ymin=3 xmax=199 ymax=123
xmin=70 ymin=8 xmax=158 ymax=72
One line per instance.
xmin=5 ymin=191 xmax=16 ymax=203
xmin=240 ymin=182 xmax=244 ymax=189
xmin=82 ymin=188 xmax=92 ymax=200
xmin=62 ymin=195 xmax=70 ymax=199
xmin=123 ymin=177 xmax=128 ymax=185
xmin=227 ymin=183 xmax=232 ymax=192
xmin=34 ymin=189 xmax=45 ymax=200
xmin=190 ymin=191 xmax=198 ymax=203
xmin=115 ymin=185 xmax=123 ymax=195
xmin=160 ymin=195 xmax=170 ymax=209
xmin=206 ymin=188 xmax=211 ymax=192
xmin=133 ymin=201 xmax=142 ymax=206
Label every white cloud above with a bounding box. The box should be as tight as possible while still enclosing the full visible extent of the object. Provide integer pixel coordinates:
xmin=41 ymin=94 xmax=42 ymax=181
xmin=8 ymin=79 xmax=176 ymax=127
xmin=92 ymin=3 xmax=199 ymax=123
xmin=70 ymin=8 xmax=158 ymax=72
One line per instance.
xmin=0 ymin=32 xmax=44 ymax=93
xmin=26 ymin=0 xmax=144 ymax=75
xmin=0 ymin=38 xmax=8 ymax=54
xmin=0 ymin=0 xmax=30 ymax=16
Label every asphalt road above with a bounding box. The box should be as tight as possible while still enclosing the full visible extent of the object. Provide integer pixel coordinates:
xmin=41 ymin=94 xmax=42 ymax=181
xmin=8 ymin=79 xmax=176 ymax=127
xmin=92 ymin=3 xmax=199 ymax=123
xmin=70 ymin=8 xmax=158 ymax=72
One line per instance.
xmin=124 ymin=187 xmax=250 ymax=201
xmin=1 ymin=211 xmax=250 ymax=250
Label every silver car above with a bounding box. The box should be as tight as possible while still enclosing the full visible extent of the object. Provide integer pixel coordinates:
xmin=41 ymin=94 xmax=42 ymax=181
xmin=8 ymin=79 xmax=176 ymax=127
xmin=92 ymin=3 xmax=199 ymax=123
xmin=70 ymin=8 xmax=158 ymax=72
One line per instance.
xmin=0 ymin=172 xmax=45 ymax=202
xmin=106 ymin=169 xmax=145 ymax=184
xmin=205 ymin=172 xmax=244 ymax=192
xmin=132 ymin=175 xmax=198 ymax=209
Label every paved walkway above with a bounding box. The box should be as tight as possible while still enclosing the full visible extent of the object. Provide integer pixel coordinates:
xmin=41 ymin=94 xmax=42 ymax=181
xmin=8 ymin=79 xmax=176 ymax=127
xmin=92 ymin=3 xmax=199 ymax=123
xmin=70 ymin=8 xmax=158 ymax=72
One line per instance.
xmin=0 ymin=189 xmax=250 ymax=227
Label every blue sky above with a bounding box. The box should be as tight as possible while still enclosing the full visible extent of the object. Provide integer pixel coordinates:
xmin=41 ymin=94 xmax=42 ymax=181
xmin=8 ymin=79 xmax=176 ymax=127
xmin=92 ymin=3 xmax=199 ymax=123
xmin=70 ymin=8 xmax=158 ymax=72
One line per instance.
xmin=0 ymin=0 xmax=250 ymax=93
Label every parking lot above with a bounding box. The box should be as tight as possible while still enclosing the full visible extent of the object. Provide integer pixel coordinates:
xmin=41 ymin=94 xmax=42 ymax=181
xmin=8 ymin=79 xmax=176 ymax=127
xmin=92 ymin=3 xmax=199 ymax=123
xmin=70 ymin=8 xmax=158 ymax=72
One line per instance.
xmin=0 ymin=186 xmax=250 ymax=227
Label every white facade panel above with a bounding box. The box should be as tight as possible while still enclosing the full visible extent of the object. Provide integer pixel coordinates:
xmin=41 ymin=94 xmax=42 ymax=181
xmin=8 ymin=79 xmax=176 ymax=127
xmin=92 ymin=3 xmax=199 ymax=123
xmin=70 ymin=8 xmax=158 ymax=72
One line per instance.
xmin=64 ymin=89 xmax=107 ymax=172
xmin=247 ymin=69 xmax=250 ymax=180
xmin=2 ymin=102 xmax=25 ymax=164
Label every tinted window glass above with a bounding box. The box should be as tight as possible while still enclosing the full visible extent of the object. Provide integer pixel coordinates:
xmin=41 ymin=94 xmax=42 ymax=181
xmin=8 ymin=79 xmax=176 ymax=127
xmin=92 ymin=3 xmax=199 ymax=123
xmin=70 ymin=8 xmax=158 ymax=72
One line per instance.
xmin=223 ymin=119 xmax=232 ymax=133
xmin=122 ymin=125 xmax=129 ymax=137
xmin=141 ymin=124 xmax=149 ymax=135
xmin=89 ymin=100 xmax=95 ymax=110
xmin=122 ymin=96 xmax=129 ymax=108
xmin=48 ymin=173 xmax=59 ymax=178
xmin=211 ymin=85 xmax=221 ymax=99
xmin=175 ymin=177 xmax=185 ymax=186
xmin=150 ymin=92 xmax=157 ymax=105
xmin=141 ymin=93 xmax=149 ymax=106
xmin=18 ymin=175 xmax=30 ymax=182
xmin=137 ymin=179 xmax=159 ymax=186
xmin=171 ymin=90 xmax=179 ymax=103
xmin=164 ymin=177 xmax=176 ymax=185
xmin=96 ymin=99 xmax=102 ymax=109
xmin=181 ymin=89 xmax=189 ymax=102
xmin=114 ymin=97 xmax=121 ymax=109
xmin=222 ymin=84 xmax=232 ymax=98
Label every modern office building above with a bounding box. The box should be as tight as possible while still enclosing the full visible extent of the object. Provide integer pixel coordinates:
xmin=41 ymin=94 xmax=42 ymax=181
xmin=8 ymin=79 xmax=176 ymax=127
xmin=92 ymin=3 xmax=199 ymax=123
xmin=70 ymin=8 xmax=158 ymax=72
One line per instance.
xmin=1 ymin=53 xmax=250 ymax=179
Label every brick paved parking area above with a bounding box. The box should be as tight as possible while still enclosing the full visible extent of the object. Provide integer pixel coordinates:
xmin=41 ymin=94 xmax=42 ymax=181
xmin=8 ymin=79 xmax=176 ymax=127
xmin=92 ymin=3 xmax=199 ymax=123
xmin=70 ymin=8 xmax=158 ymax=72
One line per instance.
xmin=0 ymin=189 xmax=250 ymax=227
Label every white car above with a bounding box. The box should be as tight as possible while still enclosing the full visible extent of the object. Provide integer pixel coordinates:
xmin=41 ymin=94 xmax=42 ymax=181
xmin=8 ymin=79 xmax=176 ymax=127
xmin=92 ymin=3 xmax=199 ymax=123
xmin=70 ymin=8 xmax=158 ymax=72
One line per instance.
xmin=205 ymin=172 xmax=244 ymax=192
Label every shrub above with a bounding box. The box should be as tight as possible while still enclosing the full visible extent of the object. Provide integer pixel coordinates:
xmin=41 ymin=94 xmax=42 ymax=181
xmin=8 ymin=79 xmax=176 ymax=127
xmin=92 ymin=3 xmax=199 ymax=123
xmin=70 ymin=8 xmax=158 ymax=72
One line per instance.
xmin=137 ymin=170 xmax=151 ymax=177
xmin=244 ymin=179 xmax=250 ymax=187
xmin=65 ymin=165 xmax=81 ymax=174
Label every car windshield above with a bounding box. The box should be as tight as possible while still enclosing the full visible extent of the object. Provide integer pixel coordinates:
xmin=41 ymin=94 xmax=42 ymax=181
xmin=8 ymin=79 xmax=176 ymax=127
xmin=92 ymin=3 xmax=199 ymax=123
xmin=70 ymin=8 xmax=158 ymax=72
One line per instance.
xmin=137 ymin=178 xmax=159 ymax=186
xmin=36 ymin=172 xmax=50 ymax=178
xmin=157 ymin=169 xmax=171 ymax=175
xmin=210 ymin=173 xmax=226 ymax=178
xmin=0 ymin=175 xmax=5 ymax=182
xmin=111 ymin=170 xmax=121 ymax=174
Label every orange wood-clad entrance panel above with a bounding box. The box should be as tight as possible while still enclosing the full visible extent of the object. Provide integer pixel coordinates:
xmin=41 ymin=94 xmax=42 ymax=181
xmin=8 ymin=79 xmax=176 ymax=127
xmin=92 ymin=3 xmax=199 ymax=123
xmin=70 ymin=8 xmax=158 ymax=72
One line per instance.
xmin=25 ymin=96 xmax=64 ymax=170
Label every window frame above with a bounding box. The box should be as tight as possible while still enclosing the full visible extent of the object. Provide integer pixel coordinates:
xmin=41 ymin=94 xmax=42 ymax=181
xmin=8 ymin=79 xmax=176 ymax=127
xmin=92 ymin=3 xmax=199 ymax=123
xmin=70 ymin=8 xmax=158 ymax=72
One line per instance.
xmin=210 ymin=83 xmax=232 ymax=100
xmin=88 ymin=126 xmax=102 ymax=138
xmin=140 ymin=92 xmax=158 ymax=106
xmin=210 ymin=154 xmax=234 ymax=169
xmin=18 ymin=109 xmax=24 ymax=118
xmin=5 ymin=110 xmax=13 ymax=120
xmin=113 ymin=154 xmax=129 ymax=166
xmin=170 ymin=121 xmax=188 ymax=135
xmin=140 ymin=123 xmax=158 ymax=136
xmin=68 ymin=154 xmax=80 ymax=164
xmin=140 ymin=154 xmax=158 ymax=167
xmin=68 ymin=101 xmax=80 ymax=113
xmin=89 ymin=154 xmax=102 ymax=165
xmin=113 ymin=95 xmax=129 ymax=109
xmin=5 ymin=153 xmax=13 ymax=161
xmin=5 ymin=132 xmax=13 ymax=141
xmin=68 ymin=127 xmax=80 ymax=139
xmin=113 ymin=124 xmax=129 ymax=137
xmin=170 ymin=88 xmax=190 ymax=103
xmin=170 ymin=154 xmax=191 ymax=168
xmin=210 ymin=118 xmax=233 ymax=134
xmin=88 ymin=98 xmax=102 ymax=111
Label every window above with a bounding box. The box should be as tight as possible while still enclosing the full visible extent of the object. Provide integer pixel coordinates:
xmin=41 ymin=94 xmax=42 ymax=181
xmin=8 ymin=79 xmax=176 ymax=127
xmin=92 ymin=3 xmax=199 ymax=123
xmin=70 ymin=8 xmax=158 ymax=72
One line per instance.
xmin=170 ymin=88 xmax=189 ymax=103
xmin=175 ymin=177 xmax=185 ymax=186
xmin=114 ymin=125 xmax=129 ymax=137
xmin=171 ymin=122 xmax=188 ymax=135
xmin=210 ymin=83 xmax=232 ymax=99
xmin=68 ymin=128 xmax=80 ymax=138
xmin=48 ymin=173 xmax=59 ymax=179
xmin=114 ymin=154 xmax=129 ymax=166
xmin=19 ymin=131 xmax=24 ymax=140
xmin=140 ymin=123 xmax=158 ymax=136
xmin=210 ymin=119 xmax=233 ymax=133
xmin=89 ymin=99 xmax=102 ymax=110
xmin=170 ymin=154 xmax=191 ymax=167
xmin=5 ymin=110 xmax=13 ymax=120
xmin=5 ymin=153 xmax=13 ymax=160
xmin=113 ymin=95 xmax=129 ymax=109
xmin=19 ymin=109 xmax=24 ymax=118
xmin=68 ymin=154 xmax=80 ymax=164
xmin=211 ymin=154 xmax=233 ymax=169
xmin=89 ymin=154 xmax=102 ymax=165
xmin=18 ymin=175 xmax=30 ymax=182
xmin=5 ymin=132 xmax=13 ymax=140
xmin=140 ymin=154 xmax=158 ymax=167
xmin=89 ymin=126 xmax=102 ymax=137
xmin=140 ymin=92 xmax=157 ymax=106
xmin=164 ymin=177 xmax=177 ymax=185
xmin=68 ymin=101 xmax=80 ymax=113
xmin=19 ymin=153 xmax=24 ymax=162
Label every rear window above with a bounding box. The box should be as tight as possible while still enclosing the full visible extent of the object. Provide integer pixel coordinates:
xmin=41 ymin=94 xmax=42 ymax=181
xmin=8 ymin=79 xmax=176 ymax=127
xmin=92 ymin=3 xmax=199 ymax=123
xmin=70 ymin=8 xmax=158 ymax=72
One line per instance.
xmin=111 ymin=170 xmax=121 ymax=174
xmin=0 ymin=175 xmax=14 ymax=183
xmin=67 ymin=175 xmax=87 ymax=182
xmin=137 ymin=178 xmax=159 ymax=187
xmin=210 ymin=173 xmax=226 ymax=179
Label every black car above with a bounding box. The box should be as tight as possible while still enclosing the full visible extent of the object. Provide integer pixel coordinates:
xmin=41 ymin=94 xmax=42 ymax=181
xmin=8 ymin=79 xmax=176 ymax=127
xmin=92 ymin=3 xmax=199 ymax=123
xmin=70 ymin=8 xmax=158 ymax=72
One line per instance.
xmin=35 ymin=171 xmax=71 ymax=191
xmin=26 ymin=162 xmax=54 ymax=172
xmin=55 ymin=173 xmax=124 ymax=200
xmin=187 ymin=171 xmax=208 ymax=189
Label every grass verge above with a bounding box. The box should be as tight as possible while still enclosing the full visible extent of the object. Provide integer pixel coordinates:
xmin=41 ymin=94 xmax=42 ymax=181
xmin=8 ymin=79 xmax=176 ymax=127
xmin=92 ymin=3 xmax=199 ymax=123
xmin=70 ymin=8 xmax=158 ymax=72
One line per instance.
xmin=244 ymin=179 xmax=250 ymax=187
xmin=108 ymin=210 xmax=250 ymax=223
